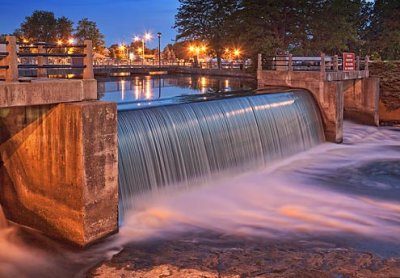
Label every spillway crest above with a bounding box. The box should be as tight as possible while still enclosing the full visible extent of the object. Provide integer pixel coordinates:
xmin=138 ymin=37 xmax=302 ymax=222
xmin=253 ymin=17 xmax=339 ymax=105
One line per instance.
xmin=118 ymin=91 xmax=325 ymax=214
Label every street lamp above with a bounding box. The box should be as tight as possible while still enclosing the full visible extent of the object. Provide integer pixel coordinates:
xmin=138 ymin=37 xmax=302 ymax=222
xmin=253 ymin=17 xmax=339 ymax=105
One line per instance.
xmin=134 ymin=33 xmax=152 ymax=66
xmin=188 ymin=44 xmax=206 ymax=68
xmin=157 ymin=32 xmax=161 ymax=68
xmin=119 ymin=44 xmax=127 ymax=60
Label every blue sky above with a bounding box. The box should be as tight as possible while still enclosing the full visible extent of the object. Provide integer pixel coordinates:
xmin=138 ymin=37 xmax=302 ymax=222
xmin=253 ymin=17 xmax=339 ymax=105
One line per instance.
xmin=0 ymin=0 xmax=180 ymax=48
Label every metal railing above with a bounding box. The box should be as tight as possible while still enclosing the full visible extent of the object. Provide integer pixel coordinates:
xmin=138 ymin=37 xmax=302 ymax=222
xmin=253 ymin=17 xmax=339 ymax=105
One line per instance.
xmin=93 ymin=59 xmax=251 ymax=70
xmin=0 ymin=36 xmax=94 ymax=82
xmin=258 ymin=53 xmax=369 ymax=73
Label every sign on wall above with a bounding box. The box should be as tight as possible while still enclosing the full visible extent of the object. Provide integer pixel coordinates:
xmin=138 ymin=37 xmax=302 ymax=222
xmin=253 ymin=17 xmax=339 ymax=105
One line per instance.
xmin=343 ymin=52 xmax=355 ymax=71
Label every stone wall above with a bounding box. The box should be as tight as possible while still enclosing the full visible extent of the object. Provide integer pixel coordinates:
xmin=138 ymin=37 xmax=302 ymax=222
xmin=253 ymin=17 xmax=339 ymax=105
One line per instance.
xmin=369 ymin=61 xmax=400 ymax=124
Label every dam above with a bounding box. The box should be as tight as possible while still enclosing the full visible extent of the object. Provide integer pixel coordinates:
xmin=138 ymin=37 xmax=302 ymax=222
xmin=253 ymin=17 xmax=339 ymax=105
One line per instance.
xmin=0 ymin=37 xmax=382 ymax=246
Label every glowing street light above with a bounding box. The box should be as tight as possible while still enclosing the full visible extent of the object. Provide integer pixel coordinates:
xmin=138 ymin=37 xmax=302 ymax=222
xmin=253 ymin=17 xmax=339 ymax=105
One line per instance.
xmin=57 ymin=40 xmax=63 ymax=46
xmin=234 ymin=49 xmax=241 ymax=58
xmin=224 ymin=48 xmax=241 ymax=61
xmin=68 ymin=38 xmax=75 ymax=45
xmin=119 ymin=43 xmax=128 ymax=59
xmin=188 ymin=43 xmax=207 ymax=68
xmin=133 ymin=32 xmax=152 ymax=65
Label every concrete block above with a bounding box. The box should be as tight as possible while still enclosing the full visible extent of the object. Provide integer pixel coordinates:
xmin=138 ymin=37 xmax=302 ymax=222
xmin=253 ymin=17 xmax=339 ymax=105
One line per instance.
xmin=0 ymin=101 xmax=118 ymax=246
xmin=0 ymin=79 xmax=99 ymax=108
xmin=82 ymin=79 xmax=98 ymax=100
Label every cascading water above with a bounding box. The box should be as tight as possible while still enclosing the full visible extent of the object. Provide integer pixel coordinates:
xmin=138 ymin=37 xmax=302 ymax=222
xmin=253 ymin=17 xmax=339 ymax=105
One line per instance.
xmin=118 ymin=90 xmax=325 ymax=215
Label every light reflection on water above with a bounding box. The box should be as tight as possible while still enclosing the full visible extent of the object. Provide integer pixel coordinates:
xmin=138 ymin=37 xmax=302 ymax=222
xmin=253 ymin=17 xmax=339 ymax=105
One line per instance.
xmin=98 ymin=74 xmax=256 ymax=110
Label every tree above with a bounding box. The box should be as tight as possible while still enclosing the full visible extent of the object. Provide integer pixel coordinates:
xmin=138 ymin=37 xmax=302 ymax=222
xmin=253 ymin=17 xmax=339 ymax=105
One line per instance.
xmin=175 ymin=0 xmax=239 ymax=68
xmin=19 ymin=10 xmax=58 ymax=42
xmin=56 ymin=16 xmax=74 ymax=42
xmin=367 ymin=0 xmax=400 ymax=60
xmin=308 ymin=0 xmax=368 ymax=55
xmin=163 ymin=44 xmax=177 ymax=60
xmin=74 ymin=18 xmax=105 ymax=53
xmin=231 ymin=0 xmax=311 ymax=57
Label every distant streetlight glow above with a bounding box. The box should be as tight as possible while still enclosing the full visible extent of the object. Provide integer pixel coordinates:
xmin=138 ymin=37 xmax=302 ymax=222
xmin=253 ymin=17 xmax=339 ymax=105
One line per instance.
xmin=133 ymin=32 xmax=153 ymax=65
xmin=57 ymin=40 xmax=63 ymax=46
xmin=234 ymin=49 xmax=241 ymax=57
xmin=119 ymin=44 xmax=127 ymax=59
xmin=68 ymin=38 xmax=75 ymax=45
xmin=188 ymin=43 xmax=207 ymax=67
xmin=144 ymin=33 xmax=152 ymax=41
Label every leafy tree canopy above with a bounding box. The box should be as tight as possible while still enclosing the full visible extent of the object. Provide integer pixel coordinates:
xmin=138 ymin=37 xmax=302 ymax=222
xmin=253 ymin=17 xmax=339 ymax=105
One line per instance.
xmin=175 ymin=0 xmax=239 ymax=67
xmin=74 ymin=18 xmax=105 ymax=52
xmin=19 ymin=10 xmax=58 ymax=42
xmin=175 ymin=0 xmax=400 ymax=60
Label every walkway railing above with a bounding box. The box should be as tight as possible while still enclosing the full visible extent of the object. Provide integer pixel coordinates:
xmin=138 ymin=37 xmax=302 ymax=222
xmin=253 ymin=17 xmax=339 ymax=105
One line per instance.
xmin=94 ymin=60 xmax=251 ymax=70
xmin=0 ymin=36 xmax=94 ymax=82
xmin=258 ymin=53 xmax=369 ymax=73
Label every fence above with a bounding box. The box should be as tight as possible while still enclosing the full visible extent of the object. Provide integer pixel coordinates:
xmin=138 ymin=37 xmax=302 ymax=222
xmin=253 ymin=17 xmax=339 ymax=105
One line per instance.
xmin=0 ymin=36 xmax=94 ymax=82
xmin=93 ymin=59 xmax=251 ymax=70
xmin=258 ymin=53 xmax=369 ymax=73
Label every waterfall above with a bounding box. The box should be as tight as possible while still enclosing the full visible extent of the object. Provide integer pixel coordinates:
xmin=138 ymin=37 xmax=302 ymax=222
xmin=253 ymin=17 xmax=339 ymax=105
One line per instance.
xmin=0 ymin=205 xmax=7 ymax=228
xmin=118 ymin=90 xmax=325 ymax=215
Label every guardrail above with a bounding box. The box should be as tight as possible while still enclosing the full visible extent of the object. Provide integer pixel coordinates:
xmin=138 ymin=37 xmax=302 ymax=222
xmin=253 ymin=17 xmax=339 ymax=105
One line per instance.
xmin=93 ymin=60 xmax=251 ymax=70
xmin=0 ymin=36 xmax=94 ymax=82
xmin=258 ymin=53 xmax=369 ymax=73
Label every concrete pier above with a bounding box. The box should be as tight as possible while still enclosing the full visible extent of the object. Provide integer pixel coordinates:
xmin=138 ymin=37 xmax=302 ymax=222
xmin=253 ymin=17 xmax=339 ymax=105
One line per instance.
xmin=0 ymin=102 xmax=118 ymax=246
xmin=0 ymin=37 xmax=118 ymax=246
xmin=257 ymin=54 xmax=379 ymax=143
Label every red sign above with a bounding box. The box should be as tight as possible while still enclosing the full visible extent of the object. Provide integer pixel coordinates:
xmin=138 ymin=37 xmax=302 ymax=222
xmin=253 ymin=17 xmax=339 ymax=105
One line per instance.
xmin=343 ymin=52 xmax=355 ymax=71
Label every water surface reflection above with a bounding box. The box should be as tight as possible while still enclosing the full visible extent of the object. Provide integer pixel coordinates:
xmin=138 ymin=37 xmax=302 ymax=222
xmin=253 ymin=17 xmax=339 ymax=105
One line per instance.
xmin=98 ymin=74 xmax=256 ymax=110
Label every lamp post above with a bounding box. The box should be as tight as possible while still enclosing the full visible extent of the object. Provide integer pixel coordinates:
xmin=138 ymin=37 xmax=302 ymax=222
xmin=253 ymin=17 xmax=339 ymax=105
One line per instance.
xmin=189 ymin=44 xmax=206 ymax=68
xmin=157 ymin=32 xmax=161 ymax=68
xmin=134 ymin=33 xmax=152 ymax=66
xmin=119 ymin=44 xmax=127 ymax=60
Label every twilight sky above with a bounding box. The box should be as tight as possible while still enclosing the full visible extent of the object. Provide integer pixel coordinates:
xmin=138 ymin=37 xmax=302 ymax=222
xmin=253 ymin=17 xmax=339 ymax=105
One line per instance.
xmin=0 ymin=0 xmax=180 ymax=48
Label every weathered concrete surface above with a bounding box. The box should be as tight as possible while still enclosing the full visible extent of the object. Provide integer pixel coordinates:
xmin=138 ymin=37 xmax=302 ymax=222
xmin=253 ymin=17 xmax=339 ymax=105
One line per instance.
xmin=343 ymin=78 xmax=380 ymax=126
xmin=0 ymin=101 xmax=118 ymax=246
xmin=370 ymin=61 xmax=400 ymax=124
xmin=257 ymin=70 xmax=379 ymax=143
xmin=0 ymin=79 xmax=98 ymax=108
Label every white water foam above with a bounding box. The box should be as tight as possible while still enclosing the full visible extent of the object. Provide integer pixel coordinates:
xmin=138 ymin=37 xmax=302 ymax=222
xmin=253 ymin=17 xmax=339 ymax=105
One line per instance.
xmin=118 ymin=122 xmax=400 ymax=244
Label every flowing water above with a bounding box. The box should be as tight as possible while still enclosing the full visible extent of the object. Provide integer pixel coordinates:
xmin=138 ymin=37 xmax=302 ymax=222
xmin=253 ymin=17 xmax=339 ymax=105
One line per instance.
xmin=119 ymin=122 xmax=400 ymax=246
xmin=0 ymin=80 xmax=400 ymax=276
xmin=118 ymin=90 xmax=325 ymax=216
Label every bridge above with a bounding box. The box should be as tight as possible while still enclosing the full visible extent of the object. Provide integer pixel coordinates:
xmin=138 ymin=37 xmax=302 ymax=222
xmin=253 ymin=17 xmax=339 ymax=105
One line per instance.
xmin=257 ymin=53 xmax=379 ymax=143
xmin=0 ymin=36 xmax=118 ymax=246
